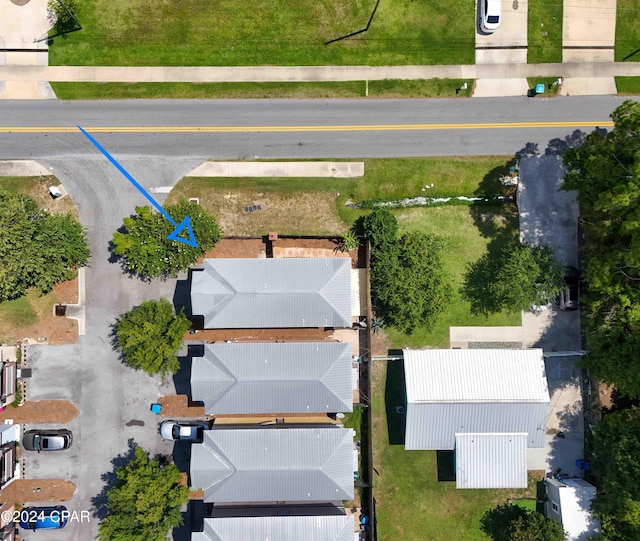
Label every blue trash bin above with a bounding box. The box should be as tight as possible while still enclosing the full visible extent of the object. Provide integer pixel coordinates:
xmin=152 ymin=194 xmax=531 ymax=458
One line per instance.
xmin=535 ymin=83 xmax=545 ymax=94
xmin=150 ymin=403 xmax=162 ymax=414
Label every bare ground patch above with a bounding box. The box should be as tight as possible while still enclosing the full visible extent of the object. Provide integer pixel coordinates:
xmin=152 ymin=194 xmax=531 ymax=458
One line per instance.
xmin=0 ymin=400 xmax=79 ymax=423
xmin=2 ymin=479 xmax=77 ymax=505
xmin=170 ymin=187 xmax=347 ymax=236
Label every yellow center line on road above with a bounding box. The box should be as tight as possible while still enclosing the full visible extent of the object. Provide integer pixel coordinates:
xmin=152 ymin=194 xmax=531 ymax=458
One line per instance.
xmin=0 ymin=121 xmax=614 ymax=133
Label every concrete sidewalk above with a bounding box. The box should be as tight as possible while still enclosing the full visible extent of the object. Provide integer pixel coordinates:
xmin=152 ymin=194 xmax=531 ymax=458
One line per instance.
xmin=561 ymin=0 xmax=618 ymax=95
xmin=1 ymin=62 xmax=639 ymax=84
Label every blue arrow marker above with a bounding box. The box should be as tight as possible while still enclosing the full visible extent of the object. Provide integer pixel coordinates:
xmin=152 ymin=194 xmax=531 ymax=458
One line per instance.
xmin=78 ymin=126 xmax=198 ymax=248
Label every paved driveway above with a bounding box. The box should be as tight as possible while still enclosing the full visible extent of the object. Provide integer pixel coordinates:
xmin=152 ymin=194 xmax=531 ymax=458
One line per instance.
xmin=517 ymin=152 xmax=586 ymax=476
xmin=20 ymin=154 xmax=206 ymax=541
xmin=474 ymin=0 xmax=529 ymax=96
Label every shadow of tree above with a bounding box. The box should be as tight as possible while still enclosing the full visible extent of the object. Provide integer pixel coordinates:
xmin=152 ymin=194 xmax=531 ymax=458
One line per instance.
xmin=91 ymin=438 xmax=138 ymax=520
xmin=384 ymin=357 xmax=406 ymax=445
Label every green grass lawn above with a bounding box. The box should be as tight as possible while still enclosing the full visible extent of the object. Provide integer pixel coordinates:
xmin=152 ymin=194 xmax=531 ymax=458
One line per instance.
xmin=616 ymin=76 xmax=640 ymax=94
xmin=527 ymin=0 xmax=563 ymax=63
xmin=526 ymin=77 xmax=562 ymax=96
xmin=168 ymin=156 xmax=516 ymax=235
xmin=384 ymin=205 xmax=521 ymax=348
xmin=49 ymin=0 xmax=475 ymax=67
xmin=51 ymin=79 xmax=475 ymax=100
xmin=372 ymin=361 xmax=539 ymax=541
xmin=616 ymin=0 xmax=640 ymax=61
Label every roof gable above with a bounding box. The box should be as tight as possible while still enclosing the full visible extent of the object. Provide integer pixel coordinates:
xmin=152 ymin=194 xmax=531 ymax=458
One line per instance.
xmin=194 ymin=515 xmax=355 ymax=541
xmin=190 ymin=428 xmax=355 ymax=503
xmin=191 ymin=342 xmax=353 ymax=414
xmin=191 ymin=258 xmax=352 ymax=328
xmin=404 ymin=348 xmax=549 ymax=403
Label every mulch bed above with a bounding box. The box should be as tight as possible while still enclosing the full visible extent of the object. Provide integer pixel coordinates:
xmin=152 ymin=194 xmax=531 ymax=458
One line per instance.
xmin=2 ymin=479 xmax=77 ymax=504
xmin=0 ymin=401 xmax=79 ymax=424
xmin=159 ymin=395 xmax=204 ymax=418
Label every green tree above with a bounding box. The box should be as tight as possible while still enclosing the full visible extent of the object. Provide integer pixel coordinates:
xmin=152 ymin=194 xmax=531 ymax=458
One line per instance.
xmin=47 ymin=0 xmax=81 ymax=35
xmin=481 ymin=504 xmax=566 ymax=541
xmin=114 ymin=299 xmax=190 ymax=377
xmin=98 ymin=446 xmax=188 ymax=541
xmin=463 ymin=243 xmax=563 ymax=315
xmin=359 ymin=208 xmax=399 ymax=249
xmin=562 ymin=100 xmax=640 ymax=398
xmin=589 ymin=408 xmax=640 ymax=540
xmin=371 ymin=231 xmax=451 ymax=333
xmin=0 ymin=188 xmax=89 ymax=302
xmin=112 ymin=200 xmax=222 ymax=279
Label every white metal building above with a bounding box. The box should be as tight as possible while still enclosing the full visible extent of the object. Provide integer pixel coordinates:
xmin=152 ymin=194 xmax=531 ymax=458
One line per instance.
xmin=545 ymin=478 xmax=600 ymax=541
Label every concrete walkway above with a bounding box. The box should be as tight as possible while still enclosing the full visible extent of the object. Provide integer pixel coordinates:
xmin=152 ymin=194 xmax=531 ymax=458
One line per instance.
xmin=1 ymin=62 xmax=639 ymax=84
xmin=0 ymin=0 xmax=55 ymax=99
xmin=186 ymin=161 xmax=364 ymax=178
xmin=561 ymin=0 xmax=618 ymax=95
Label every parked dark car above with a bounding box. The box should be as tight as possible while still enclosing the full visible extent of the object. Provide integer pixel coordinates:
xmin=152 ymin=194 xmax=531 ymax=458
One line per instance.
xmin=557 ymin=267 xmax=580 ymax=311
xmin=22 ymin=429 xmax=73 ymax=452
xmin=19 ymin=506 xmax=68 ymax=530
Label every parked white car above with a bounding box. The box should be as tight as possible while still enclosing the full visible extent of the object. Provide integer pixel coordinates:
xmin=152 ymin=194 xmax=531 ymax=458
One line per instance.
xmin=480 ymin=0 xmax=501 ymax=33
xmin=159 ymin=420 xmax=209 ymax=442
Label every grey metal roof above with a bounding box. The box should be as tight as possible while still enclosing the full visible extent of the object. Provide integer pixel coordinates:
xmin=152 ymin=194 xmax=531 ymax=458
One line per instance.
xmin=191 ymin=342 xmax=353 ymax=414
xmin=191 ymin=258 xmax=352 ymax=329
xmin=190 ymin=427 xmax=355 ymax=503
xmin=403 ymin=348 xmax=549 ymax=450
xmin=404 ymin=348 xmax=549 ymax=402
xmin=192 ymin=515 xmax=355 ymax=541
xmin=405 ymin=401 xmax=548 ymax=450
xmin=455 ymin=433 xmax=528 ymax=489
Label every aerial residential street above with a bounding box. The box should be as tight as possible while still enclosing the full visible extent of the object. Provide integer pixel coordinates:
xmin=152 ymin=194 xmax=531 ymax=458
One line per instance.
xmin=0 ymin=96 xmax=634 ymax=160
xmin=1 ymin=93 xmax=637 ymax=541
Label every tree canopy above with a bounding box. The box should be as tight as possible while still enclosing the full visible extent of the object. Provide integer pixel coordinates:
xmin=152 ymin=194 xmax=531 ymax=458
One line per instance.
xmin=98 ymin=446 xmax=188 ymax=541
xmin=463 ymin=242 xmax=563 ymax=316
xmin=359 ymin=208 xmax=399 ymax=249
xmin=112 ymin=200 xmax=222 ymax=279
xmin=0 ymin=188 xmax=90 ymax=302
xmin=481 ymin=504 xmax=566 ymax=541
xmin=562 ymin=100 xmax=640 ymax=397
xmin=589 ymin=407 xmax=640 ymax=540
xmin=370 ymin=230 xmax=451 ymax=333
xmin=114 ymin=298 xmax=190 ymax=377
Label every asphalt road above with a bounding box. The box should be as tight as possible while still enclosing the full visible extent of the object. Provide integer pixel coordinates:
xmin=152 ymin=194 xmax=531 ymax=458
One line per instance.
xmin=6 ymin=95 xmax=634 ymax=541
xmin=0 ymin=96 xmax=635 ymax=160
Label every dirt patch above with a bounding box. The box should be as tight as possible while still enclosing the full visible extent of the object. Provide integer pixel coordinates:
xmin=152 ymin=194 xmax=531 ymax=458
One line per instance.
xmin=599 ymin=382 xmax=614 ymax=410
xmin=0 ymin=400 xmax=79 ymax=424
xmin=370 ymin=328 xmax=391 ymax=357
xmin=181 ymin=190 xmax=347 ymax=237
xmin=53 ymin=275 xmax=79 ymax=305
xmin=2 ymin=479 xmax=76 ymax=505
xmin=199 ymin=237 xmax=361 ymax=270
xmin=25 ymin=176 xmax=79 ymax=220
xmin=159 ymin=395 xmax=204 ymax=418
xmin=0 ymin=276 xmax=79 ymax=345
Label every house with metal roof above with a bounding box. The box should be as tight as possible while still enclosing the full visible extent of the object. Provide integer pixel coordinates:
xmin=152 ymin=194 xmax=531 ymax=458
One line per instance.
xmin=403 ymin=348 xmax=549 ymax=488
xmin=191 ymin=342 xmax=353 ymax=415
xmin=545 ymin=478 xmax=600 ymax=541
xmin=190 ymin=427 xmax=355 ymax=503
xmin=190 ymin=258 xmax=352 ymax=329
xmin=192 ymin=515 xmax=355 ymax=541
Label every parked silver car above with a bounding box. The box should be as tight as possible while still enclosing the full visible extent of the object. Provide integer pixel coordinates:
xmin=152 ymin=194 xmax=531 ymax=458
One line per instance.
xmin=22 ymin=429 xmax=73 ymax=452
xmin=159 ymin=420 xmax=209 ymax=442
